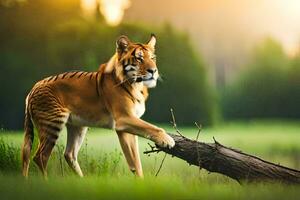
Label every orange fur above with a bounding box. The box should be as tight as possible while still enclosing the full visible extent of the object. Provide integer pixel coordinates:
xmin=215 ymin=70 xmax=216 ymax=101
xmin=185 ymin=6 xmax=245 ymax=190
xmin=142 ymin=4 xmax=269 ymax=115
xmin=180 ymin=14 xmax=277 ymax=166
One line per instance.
xmin=21 ymin=35 xmax=175 ymax=178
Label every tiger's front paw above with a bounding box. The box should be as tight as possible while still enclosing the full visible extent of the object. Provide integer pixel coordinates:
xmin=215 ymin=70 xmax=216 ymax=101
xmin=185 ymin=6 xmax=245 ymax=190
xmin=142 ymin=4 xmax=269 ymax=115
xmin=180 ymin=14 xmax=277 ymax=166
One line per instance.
xmin=153 ymin=129 xmax=175 ymax=149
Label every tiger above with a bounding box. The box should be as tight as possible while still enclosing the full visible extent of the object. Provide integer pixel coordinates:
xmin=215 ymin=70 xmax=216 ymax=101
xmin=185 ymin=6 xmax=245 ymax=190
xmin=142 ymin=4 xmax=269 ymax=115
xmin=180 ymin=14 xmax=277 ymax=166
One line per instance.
xmin=21 ymin=34 xmax=175 ymax=178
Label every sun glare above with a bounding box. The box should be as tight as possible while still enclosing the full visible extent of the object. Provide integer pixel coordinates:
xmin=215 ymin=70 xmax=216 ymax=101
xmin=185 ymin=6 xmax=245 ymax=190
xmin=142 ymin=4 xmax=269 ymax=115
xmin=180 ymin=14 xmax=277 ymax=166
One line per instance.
xmin=273 ymin=0 xmax=300 ymax=56
xmin=81 ymin=0 xmax=98 ymax=16
xmin=81 ymin=0 xmax=130 ymax=26
xmin=99 ymin=0 xmax=130 ymax=26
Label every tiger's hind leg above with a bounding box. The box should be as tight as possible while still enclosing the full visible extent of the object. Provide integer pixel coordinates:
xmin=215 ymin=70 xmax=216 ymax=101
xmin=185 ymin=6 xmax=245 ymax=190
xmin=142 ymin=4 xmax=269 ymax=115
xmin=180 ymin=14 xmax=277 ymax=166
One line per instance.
xmin=32 ymin=113 xmax=69 ymax=178
xmin=33 ymin=133 xmax=59 ymax=178
xmin=64 ymin=124 xmax=87 ymax=177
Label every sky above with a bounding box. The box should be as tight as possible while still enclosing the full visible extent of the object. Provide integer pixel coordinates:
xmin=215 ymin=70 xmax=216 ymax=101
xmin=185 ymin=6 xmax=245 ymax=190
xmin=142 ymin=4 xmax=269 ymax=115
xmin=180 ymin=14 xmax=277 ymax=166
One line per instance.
xmin=81 ymin=0 xmax=300 ymax=85
xmin=81 ymin=0 xmax=300 ymax=55
xmin=124 ymin=0 xmax=300 ymax=55
xmin=123 ymin=0 xmax=300 ymax=84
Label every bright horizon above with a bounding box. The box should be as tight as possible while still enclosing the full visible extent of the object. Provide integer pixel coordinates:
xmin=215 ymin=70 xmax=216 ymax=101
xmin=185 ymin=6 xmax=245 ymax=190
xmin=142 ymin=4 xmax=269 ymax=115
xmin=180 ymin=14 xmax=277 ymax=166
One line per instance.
xmin=81 ymin=0 xmax=300 ymax=56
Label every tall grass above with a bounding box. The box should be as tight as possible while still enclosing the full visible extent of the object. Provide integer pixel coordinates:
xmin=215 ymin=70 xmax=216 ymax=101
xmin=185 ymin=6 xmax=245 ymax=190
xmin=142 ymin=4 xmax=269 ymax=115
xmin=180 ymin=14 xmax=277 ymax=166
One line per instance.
xmin=0 ymin=122 xmax=300 ymax=200
xmin=0 ymin=137 xmax=20 ymax=173
xmin=0 ymin=136 xmax=123 ymax=177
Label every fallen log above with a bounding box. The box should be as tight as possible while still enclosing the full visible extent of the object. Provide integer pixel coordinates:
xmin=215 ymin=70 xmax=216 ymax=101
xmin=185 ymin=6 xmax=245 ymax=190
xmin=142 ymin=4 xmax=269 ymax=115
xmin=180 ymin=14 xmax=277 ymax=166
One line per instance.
xmin=144 ymin=134 xmax=300 ymax=184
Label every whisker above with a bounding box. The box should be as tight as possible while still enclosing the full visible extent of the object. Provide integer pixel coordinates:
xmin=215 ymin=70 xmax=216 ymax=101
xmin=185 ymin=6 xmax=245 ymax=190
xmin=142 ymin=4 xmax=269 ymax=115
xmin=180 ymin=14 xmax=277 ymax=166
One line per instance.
xmin=135 ymin=74 xmax=147 ymax=78
xmin=114 ymin=77 xmax=131 ymax=87
xmin=114 ymin=72 xmax=156 ymax=87
xmin=158 ymin=74 xmax=164 ymax=82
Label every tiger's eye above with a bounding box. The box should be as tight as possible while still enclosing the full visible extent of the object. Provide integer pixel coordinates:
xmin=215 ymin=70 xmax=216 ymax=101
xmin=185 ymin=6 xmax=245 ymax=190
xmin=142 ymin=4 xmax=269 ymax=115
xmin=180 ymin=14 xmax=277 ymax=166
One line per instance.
xmin=136 ymin=52 xmax=144 ymax=62
xmin=137 ymin=57 xmax=144 ymax=62
xmin=138 ymin=51 xmax=143 ymax=57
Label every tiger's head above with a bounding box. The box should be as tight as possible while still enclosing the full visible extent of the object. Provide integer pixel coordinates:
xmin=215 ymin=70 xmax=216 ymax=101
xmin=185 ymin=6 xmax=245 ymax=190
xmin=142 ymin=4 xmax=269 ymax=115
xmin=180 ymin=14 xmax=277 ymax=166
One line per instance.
xmin=108 ymin=34 xmax=159 ymax=88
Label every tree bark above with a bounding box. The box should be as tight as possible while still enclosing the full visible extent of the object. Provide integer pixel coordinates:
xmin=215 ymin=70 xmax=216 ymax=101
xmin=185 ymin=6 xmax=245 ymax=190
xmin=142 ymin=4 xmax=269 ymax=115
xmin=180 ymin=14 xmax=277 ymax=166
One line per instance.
xmin=145 ymin=134 xmax=300 ymax=184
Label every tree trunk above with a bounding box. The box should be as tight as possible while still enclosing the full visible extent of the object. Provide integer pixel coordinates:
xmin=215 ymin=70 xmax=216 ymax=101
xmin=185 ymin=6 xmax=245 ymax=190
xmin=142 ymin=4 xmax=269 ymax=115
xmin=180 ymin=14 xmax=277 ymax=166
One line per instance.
xmin=145 ymin=134 xmax=300 ymax=184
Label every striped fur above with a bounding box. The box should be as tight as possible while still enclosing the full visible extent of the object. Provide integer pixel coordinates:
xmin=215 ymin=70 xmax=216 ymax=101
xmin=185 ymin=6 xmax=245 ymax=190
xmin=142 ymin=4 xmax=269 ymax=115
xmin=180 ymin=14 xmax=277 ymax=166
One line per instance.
xmin=21 ymin=34 xmax=175 ymax=178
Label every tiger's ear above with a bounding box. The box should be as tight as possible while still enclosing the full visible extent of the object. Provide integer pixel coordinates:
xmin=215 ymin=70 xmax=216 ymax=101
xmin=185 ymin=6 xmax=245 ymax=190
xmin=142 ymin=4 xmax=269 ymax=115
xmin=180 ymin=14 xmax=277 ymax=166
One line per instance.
xmin=147 ymin=33 xmax=156 ymax=49
xmin=116 ymin=35 xmax=130 ymax=54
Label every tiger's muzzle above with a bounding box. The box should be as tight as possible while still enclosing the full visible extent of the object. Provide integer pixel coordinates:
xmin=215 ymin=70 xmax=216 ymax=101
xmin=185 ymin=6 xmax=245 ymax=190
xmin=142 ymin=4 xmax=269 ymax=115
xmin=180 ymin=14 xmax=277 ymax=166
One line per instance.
xmin=141 ymin=68 xmax=158 ymax=88
xmin=123 ymin=65 xmax=158 ymax=88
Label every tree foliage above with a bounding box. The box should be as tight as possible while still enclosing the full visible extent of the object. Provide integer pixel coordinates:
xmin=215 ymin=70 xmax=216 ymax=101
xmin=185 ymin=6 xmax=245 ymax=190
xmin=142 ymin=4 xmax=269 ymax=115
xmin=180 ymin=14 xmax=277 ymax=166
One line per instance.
xmin=222 ymin=38 xmax=300 ymax=119
xmin=0 ymin=1 xmax=215 ymax=129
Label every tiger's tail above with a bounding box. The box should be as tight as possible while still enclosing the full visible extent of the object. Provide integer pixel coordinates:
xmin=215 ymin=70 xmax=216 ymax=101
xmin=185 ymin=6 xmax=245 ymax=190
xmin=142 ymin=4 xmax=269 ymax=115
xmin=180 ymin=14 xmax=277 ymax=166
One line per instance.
xmin=21 ymin=96 xmax=34 ymax=177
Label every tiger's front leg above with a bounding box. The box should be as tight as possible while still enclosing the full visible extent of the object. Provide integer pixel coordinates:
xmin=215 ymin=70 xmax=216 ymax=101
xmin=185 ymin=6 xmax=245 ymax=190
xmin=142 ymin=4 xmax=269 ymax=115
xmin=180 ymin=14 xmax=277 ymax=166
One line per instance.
xmin=115 ymin=116 xmax=175 ymax=149
xmin=117 ymin=131 xmax=143 ymax=177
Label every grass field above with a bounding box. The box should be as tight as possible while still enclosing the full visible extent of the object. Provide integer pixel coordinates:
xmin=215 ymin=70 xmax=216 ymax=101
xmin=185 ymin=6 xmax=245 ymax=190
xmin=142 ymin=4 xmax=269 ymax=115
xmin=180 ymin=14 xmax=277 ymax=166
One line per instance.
xmin=0 ymin=120 xmax=300 ymax=200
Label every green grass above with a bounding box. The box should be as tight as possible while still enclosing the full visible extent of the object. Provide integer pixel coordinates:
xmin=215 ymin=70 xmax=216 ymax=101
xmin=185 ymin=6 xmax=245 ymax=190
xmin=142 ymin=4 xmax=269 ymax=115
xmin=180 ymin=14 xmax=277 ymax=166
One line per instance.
xmin=0 ymin=120 xmax=300 ymax=199
xmin=1 ymin=175 xmax=300 ymax=200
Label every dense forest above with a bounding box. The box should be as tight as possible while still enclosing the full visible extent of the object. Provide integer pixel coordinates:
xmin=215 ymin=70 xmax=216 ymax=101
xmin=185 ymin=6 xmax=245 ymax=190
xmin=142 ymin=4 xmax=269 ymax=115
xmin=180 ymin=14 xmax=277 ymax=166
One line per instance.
xmin=0 ymin=0 xmax=215 ymax=129
xmin=0 ymin=0 xmax=299 ymax=130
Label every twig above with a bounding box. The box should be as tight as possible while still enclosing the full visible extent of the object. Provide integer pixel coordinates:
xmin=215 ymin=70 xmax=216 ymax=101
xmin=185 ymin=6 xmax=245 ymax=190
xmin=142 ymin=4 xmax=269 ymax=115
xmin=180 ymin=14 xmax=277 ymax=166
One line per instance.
xmin=85 ymin=133 xmax=88 ymax=175
xmin=155 ymin=153 xmax=167 ymax=177
xmin=56 ymin=144 xmax=64 ymax=177
xmin=144 ymin=149 xmax=161 ymax=154
xmin=170 ymin=108 xmax=184 ymax=137
xmin=194 ymin=122 xmax=202 ymax=141
xmin=144 ymin=143 xmax=161 ymax=154
xmin=194 ymin=122 xmax=203 ymax=174
xmin=213 ymin=136 xmax=220 ymax=145
xmin=147 ymin=142 xmax=156 ymax=150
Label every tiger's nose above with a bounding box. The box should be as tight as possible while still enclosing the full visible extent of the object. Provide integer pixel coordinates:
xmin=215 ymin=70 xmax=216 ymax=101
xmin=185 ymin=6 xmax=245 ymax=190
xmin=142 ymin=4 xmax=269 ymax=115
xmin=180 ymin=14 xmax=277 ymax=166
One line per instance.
xmin=147 ymin=69 xmax=157 ymax=74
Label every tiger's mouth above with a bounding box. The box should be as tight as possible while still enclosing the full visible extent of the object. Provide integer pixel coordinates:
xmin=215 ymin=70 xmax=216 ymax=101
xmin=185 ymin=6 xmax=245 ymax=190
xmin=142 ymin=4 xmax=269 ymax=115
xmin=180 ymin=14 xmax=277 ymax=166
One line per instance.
xmin=142 ymin=77 xmax=157 ymax=88
xmin=127 ymin=72 xmax=157 ymax=87
xmin=128 ymin=74 xmax=157 ymax=88
xmin=136 ymin=77 xmax=154 ymax=82
xmin=136 ymin=77 xmax=143 ymax=82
